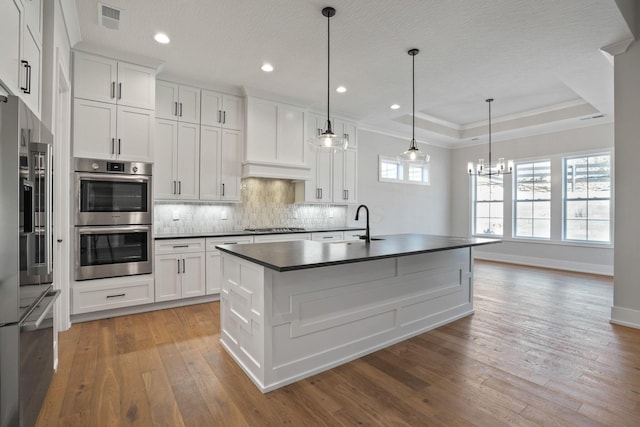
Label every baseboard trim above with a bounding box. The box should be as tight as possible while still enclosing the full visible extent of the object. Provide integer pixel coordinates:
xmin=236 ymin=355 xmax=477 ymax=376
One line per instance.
xmin=610 ymin=305 xmax=640 ymax=329
xmin=474 ymin=252 xmax=613 ymax=276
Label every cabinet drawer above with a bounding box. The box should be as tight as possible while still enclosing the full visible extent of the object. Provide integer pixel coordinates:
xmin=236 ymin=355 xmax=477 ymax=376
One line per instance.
xmin=206 ymin=236 xmax=254 ymax=251
xmin=253 ymin=233 xmax=311 ymax=243
xmin=155 ymin=238 xmax=205 ymax=255
xmin=311 ymin=231 xmax=344 ymax=241
xmin=72 ymin=277 xmax=154 ymax=314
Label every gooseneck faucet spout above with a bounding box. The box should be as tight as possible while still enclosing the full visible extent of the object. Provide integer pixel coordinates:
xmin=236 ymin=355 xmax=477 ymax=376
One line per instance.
xmin=355 ymin=204 xmax=371 ymax=243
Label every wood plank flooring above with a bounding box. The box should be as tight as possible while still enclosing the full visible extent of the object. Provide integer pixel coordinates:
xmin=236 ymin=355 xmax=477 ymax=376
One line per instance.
xmin=36 ymin=261 xmax=640 ymax=426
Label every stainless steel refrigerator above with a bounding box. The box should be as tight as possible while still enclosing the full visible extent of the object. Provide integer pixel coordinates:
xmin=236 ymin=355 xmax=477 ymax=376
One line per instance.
xmin=0 ymin=95 xmax=60 ymax=427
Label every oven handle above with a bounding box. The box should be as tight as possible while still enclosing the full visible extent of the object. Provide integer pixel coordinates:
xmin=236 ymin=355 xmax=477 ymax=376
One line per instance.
xmin=76 ymin=225 xmax=151 ymax=235
xmin=75 ymin=171 xmax=151 ymax=183
xmin=21 ymin=290 xmax=60 ymax=331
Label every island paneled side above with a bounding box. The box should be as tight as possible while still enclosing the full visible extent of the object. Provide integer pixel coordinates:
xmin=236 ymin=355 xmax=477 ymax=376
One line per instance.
xmin=219 ymin=247 xmax=473 ymax=392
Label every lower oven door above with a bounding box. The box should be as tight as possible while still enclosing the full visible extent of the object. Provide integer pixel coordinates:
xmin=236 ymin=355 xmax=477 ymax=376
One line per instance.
xmin=75 ymin=225 xmax=153 ymax=281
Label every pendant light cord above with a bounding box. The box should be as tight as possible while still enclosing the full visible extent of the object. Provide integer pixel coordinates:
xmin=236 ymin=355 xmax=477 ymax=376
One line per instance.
xmin=487 ymin=98 xmax=492 ymax=173
xmin=412 ymin=52 xmax=415 ymax=145
xmin=326 ymin=11 xmax=331 ymax=129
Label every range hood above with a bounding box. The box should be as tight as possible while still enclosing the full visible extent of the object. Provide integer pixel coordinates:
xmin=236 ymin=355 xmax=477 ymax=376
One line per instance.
xmin=242 ymin=160 xmax=310 ymax=180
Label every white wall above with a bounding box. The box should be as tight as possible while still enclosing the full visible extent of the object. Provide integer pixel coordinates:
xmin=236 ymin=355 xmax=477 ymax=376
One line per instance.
xmin=450 ymin=122 xmax=614 ymax=275
xmin=612 ymin=39 xmax=640 ymax=328
xmin=346 ymin=130 xmax=451 ymax=236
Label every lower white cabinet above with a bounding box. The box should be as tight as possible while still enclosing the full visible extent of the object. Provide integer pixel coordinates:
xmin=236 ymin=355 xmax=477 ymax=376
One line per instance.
xmin=155 ymin=239 xmax=206 ymax=301
xmin=205 ymin=236 xmax=254 ymax=294
xmin=71 ymin=275 xmax=155 ymax=314
xmin=253 ymin=233 xmax=311 ymax=243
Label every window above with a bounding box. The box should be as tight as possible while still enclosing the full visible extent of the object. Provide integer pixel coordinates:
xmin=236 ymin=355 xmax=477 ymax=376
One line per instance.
xmin=563 ymin=154 xmax=611 ymax=243
xmin=473 ymin=174 xmax=503 ymax=236
xmin=378 ymin=156 xmax=430 ymax=185
xmin=514 ymin=161 xmax=551 ymax=239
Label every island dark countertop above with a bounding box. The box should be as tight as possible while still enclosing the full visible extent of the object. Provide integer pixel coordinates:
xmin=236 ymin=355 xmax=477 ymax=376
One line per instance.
xmin=216 ymin=233 xmax=501 ymax=272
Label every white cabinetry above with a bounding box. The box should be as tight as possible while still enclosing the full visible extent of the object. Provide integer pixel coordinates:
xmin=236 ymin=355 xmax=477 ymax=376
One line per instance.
xmin=71 ymin=275 xmax=155 ymax=314
xmin=199 ymin=126 xmax=241 ymax=201
xmin=253 ymin=233 xmax=311 ymax=243
xmin=155 ymin=239 xmax=206 ymax=302
xmin=295 ymin=114 xmax=358 ymax=205
xmin=0 ymin=0 xmax=42 ymax=116
xmin=73 ymin=98 xmax=154 ymax=161
xmin=243 ymin=97 xmax=309 ymax=179
xmin=73 ymin=51 xmax=156 ymax=161
xmin=333 ymin=118 xmax=357 ymax=149
xmin=311 ymin=231 xmax=344 ymax=242
xmin=201 ymin=90 xmax=242 ymax=131
xmin=156 ymin=80 xmax=200 ymax=124
xmin=205 ymin=236 xmax=254 ymax=294
xmin=154 ymin=119 xmax=200 ymax=200
xmin=73 ymin=52 xmax=155 ymax=110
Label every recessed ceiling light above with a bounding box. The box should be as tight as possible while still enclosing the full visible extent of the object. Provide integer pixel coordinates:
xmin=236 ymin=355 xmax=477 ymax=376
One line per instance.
xmin=154 ymin=32 xmax=170 ymax=44
xmin=261 ymin=63 xmax=274 ymax=72
xmin=336 ymin=86 xmax=347 ymax=93
xmin=390 ymin=104 xmax=400 ymax=110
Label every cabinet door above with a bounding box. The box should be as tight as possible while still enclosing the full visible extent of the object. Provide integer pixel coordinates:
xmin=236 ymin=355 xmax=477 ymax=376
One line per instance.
xmin=199 ymin=125 xmax=221 ymax=200
xmin=205 ymin=252 xmax=221 ymax=294
xmin=221 ymin=94 xmax=242 ymax=130
xmin=181 ymin=253 xmax=206 ymax=298
xmin=116 ymin=61 xmax=155 ymax=110
xmin=200 ymin=89 xmax=222 ymax=127
xmin=155 ymin=255 xmax=181 ymax=302
xmin=178 ymin=85 xmax=201 ymax=124
xmin=24 ymin=0 xmax=42 ymax=43
xmin=21 ymin=25 xmax=41 ymax=116
xmin=343 ymin=149 xmax=358 ymax=203
xmin=154 ymin=119 xmax=179 ymax=200
xmin=155 ymin=80 xmax=179 ymax=121
xmin=316 ymin=151 xmax=333 ymax=202
xmin=220 ymin=129 xmax=241 ymax=201
xmin=73 ymin=52 xmax=117 ymax=104
xmin=73 ymin=98 xmax=117 ymax=159
xmin=176 ymin=122 xmax=200 ymax=200
xmin=0 ymin=0 xmax=23 ymax=96
xmin=116 ymin=105 xmax=154 ymax=161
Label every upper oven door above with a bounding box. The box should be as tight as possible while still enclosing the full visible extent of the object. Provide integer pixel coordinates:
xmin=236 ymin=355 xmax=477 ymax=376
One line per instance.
xmin=75 ymin=172 xmax=151 ymax=225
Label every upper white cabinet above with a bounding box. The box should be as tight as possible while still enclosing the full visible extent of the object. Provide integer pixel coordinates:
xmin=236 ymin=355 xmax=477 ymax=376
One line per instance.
xmin=333 ymin=118 xmax=357 ymax=149
xmin=0 ymin=0 xmax=42 ymax=116
xmin=73 ymin=51 xmax=156 ymax=110
xmin=154 ymin=119 xmax=200 ymax=200
xmin=295 ymin=113 xmax=358 ymax=205
xmin=201 ymin=90 xmax=242 ymax=130
xmin=0 ymin=0 xmax=23 ymax=96
xmin=199 ymin=126 xmax=241 ymax=202
xmin=244 ymin=97 xmax=309 ymax=179
xmin=156 ymin=80 xmax=201 ymax=124
xmin=73 ymin=98 xmax=154 ymax=161
xmin=72 ymin=51 xmax=156 ymax=161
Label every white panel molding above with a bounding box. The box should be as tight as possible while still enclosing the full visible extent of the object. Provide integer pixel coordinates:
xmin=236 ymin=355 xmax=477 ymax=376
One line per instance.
xmin=610 ymin=305 xmax=640 ymax=329
xmin=474 ymin=252 xmax=613 ymax=276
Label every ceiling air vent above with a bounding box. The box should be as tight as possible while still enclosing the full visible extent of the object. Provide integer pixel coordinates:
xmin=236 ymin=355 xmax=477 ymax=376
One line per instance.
xmin=99 ymin=3 xmax=121 ymax=30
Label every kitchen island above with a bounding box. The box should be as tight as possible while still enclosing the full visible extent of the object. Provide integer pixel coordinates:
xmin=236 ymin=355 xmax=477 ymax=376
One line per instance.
xmin=216 ymin=234 xmax=499 ymax=392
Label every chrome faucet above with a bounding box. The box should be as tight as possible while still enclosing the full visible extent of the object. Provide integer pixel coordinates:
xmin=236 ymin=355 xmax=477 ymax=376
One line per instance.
xmin=355 ymin=204 xmax=371 ymax=243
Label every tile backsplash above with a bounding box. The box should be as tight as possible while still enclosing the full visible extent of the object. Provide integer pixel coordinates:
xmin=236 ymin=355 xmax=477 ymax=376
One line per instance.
xmin=154 ymin=178 xmax=347 ymax=234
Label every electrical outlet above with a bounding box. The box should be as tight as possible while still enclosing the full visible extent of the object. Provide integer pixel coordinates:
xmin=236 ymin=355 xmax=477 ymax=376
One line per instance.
xmin=329 ymin=209 xmax=334 ymax=218
xmin=172 ymin=210 xmax=179 ymax=221
xmin=221 ymin=210 xmax=228 ymax=220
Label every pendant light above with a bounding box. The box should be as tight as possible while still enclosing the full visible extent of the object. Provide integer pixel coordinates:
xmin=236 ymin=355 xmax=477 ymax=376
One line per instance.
xmin=467 ymin=98 xmax=513 ymax=176
xmin=399 ymin=48 xmax=429 ymax=163
xmin=308 ymin=7 xmax=347 ymax=151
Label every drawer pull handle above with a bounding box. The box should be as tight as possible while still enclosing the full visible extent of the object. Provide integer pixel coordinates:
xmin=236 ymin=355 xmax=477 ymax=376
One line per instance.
xmin=173 ymin=244 xmax=189 ymax=248
xmin=106 ymin=293 xmax=125 ymax=299
xmin=223 ymin=242 xmax=238 ymax=245
xmin=323 ymin=236 xmax=333 ymax=239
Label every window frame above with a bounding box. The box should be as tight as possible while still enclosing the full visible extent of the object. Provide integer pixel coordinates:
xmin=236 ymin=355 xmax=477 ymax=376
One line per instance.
xmin=562 ymin=152 xmax=612 ymax=244
xmin=472 ymin=173 xmax=504 ymax=237
xmin=513 ymin=160 xmax=551 ymax=240
xmin=378 ymin=155 xmax=430 ymax=186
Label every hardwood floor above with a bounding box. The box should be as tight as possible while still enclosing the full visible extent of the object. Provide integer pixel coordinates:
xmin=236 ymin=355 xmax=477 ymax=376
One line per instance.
xmin=37 ymin=261 xmax=640 ymax=426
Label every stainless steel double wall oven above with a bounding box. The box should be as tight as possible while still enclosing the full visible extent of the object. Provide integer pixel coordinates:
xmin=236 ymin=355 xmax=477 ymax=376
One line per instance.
xmin=74 ymin=158 xmax=153 ymax=281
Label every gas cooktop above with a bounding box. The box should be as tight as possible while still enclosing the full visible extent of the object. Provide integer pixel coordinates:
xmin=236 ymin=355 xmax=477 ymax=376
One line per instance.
xmin=244 ymin=227 xmax=306 ymax=233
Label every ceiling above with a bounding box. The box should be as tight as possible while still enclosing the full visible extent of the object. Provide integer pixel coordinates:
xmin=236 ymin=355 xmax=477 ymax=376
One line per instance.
xmin=73 ymin=0 xmax=634 ymax=147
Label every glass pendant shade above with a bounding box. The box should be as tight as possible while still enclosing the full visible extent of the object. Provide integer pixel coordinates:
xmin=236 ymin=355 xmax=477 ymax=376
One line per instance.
xmin=308 ymin=7 xmax=347 ymax=152
xmin=400 ymin=48 xmax=429 ymax=164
